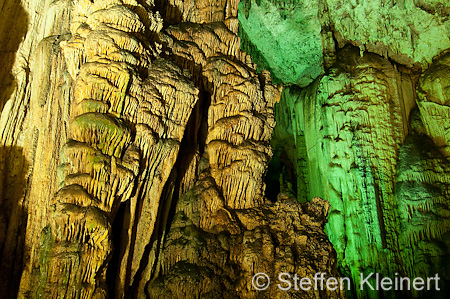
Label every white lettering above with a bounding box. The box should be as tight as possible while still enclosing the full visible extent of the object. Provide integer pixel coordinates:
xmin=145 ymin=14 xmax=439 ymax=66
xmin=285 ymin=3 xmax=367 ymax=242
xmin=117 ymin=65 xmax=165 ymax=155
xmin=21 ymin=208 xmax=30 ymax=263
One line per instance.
xmin=326 ymin=277 xmax=338 ymax=290
xmin=413 ymin=277 xmax=424 ymax=291
xmin=300 ymin=277 xmax=311 ymax=290
xmin=278 ymin=273 xmax=291 ymax=291
xmin=380 ymin=277 xmax=392 ymax=290
xmin=360 ymin=273 xmax=374 ymax=290
xmin=340 ymin=277 xmax=351 ymax=291
xmin=293 ymin=274 xmax=300 ymax=291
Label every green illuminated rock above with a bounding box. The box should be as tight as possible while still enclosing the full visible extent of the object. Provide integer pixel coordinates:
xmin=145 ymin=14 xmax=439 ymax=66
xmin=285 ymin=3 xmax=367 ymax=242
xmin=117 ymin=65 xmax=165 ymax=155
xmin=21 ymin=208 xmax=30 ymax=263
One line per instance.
xmin=239 ymin=0 xmax=450 ymax=84
xmin=0 ymin=0 xmax=450 ymax=298
xmin=238 ymin=0 xmax=324 ymax=86
xmin=326 ymin=0 xmax=450 ymax=68
xmin=241 ymin=1 xmax=450 ymax=298
xmin=270 ymin=46 xmax=450 ymax=298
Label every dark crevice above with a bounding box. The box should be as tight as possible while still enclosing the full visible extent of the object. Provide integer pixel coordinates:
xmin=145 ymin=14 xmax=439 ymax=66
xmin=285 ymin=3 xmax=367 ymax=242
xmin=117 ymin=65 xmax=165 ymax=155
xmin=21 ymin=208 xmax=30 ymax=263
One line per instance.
xmin=264 ymin=147 xmax=299 ymax=202
xmin=124 ymin=74 xmax=212 ymax=297
xmin=0 ymin=1 xmax=29 ymax=113
xmin=373 ymin=181 xmax=388 ymax=250
xmin=125 ymin=168 xmax=176 ymax=299
xmin=155 ymin=82 xmax=212 ymax=248
xmin=153 ymin=0 xmax=183 ymax=26
xmin=264 ymin=152 xmax=281 ymax=202
xmin=0 ymin=146 xmax=29 ymax=299
xmin=120 ymin=154 xmax=153 ymax=298
xmin=107 ymin=200 xmax=127 ymax=298
xmin=197 ymin=90 xmax=211 ymax=156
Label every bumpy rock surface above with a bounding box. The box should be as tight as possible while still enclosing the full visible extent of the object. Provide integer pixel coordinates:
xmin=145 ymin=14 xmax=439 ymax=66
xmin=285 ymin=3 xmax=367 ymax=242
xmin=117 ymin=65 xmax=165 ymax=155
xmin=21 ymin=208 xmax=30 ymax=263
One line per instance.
xmin=239 ymin=0 xmax=450 ymax=86
xmin=243 ymin=1 xmax=450 ymax=298
xmin=149 ymin=192 xmax=343 ymax=299
xmin=0 ymin=0 xmax=343 ymax=299
xmin=3 ymin=0 xmax=449 ymax=299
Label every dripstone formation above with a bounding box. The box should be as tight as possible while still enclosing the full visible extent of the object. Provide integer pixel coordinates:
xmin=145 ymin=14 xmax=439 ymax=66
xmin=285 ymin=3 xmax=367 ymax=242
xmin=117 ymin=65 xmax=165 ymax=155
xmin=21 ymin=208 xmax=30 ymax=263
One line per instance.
xmin=0 ymin=0 xmax=343 ymax=298
xmin=240 ymin=0 xmax=450 ymax=298
xmin=1 ymin=0 xmax=450 ymax=299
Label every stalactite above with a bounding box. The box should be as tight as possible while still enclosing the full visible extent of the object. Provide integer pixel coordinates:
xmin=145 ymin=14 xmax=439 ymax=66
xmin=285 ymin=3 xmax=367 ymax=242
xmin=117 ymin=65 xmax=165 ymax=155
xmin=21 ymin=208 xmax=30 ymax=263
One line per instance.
xmin=3 ymin=1 xmax=448 ymax=299
xmin=27 ymin=1 xmax=198 ymax=297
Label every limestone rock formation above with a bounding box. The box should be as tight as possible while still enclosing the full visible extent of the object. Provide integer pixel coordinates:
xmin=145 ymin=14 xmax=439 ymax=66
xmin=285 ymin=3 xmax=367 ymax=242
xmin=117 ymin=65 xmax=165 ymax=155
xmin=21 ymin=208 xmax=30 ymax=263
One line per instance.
xmin=2 ymin=0 xmax=450 ymax=299
xmin=240 ymin=0 xmax=450 ymax=298
xmin=0 ymin=0 xmax=342 ymax=299
xmin=239 ymin=0 xmax=450 ymax=85
xmin=149 ymin=193 xmax=343 ymax=299
xmin=271 ymin=47 xmax=419 ymax=297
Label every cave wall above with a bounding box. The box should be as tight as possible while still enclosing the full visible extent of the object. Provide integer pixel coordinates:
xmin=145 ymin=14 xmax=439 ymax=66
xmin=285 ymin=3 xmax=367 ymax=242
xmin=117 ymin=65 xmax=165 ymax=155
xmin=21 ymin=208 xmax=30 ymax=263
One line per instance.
xmin=239 ymin=0 xmax=450 ymax=298
xmin=0 ymin=0 xmax=449 ymax=298
xmin=0 ymin=0 xmax=344 ymax=298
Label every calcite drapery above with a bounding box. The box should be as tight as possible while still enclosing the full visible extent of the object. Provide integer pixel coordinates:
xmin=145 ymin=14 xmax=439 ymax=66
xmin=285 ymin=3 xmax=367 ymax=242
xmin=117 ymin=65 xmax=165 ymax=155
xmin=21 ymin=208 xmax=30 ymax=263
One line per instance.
xmin=18 ymin=0 xmax=199 ymax=297
xmin=1 ymin=0 xmax=346 ymax=298
xmin=240 ymin=1 xmax=450 ymax=298
xmin=145 ymin=1 xmax=343 ymax=298
xmin=273 ymin=48 xmax=417 ymax=296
